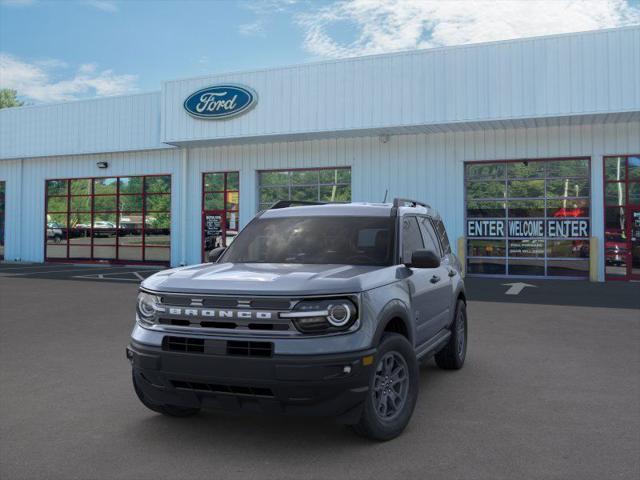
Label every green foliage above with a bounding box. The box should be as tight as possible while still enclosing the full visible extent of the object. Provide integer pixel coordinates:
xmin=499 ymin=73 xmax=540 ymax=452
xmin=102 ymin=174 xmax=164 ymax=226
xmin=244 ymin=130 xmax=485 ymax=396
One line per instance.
xmin=0 ymin=89 xmax=24 ymax=109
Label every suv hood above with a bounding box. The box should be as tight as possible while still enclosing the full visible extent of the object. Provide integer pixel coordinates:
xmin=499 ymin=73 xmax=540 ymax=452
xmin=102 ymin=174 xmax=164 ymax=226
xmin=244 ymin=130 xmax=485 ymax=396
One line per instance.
xmin=142 ymin=262 xmax=397 ymax=296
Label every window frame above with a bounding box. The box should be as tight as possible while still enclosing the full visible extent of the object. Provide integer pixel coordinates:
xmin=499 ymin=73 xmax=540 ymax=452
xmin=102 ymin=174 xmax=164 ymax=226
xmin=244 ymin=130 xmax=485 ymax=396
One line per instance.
xmin=44 ymin=174 xmax=171 ymax=265
xmin=256 ymin=166 xmax=351 ymax=210
xmin=201 ymin=171 xmax=240 ymax=261
xmin=602 ymin=154 xmax=640 ymax=281
xmin=464 ymin=157 xmax=592 ymax=278
xmin=400 ymin=215 xmax=426 ymax=264
xmin=0 ymin=180 xmax=5 ymax=260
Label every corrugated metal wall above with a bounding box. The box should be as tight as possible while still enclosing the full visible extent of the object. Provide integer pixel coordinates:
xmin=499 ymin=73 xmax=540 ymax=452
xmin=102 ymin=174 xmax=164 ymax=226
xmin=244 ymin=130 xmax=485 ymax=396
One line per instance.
xmin=0 ymin=149 xmax=184 ymax=264
xmin=184 ymin=120 xmax=638 ymax=281
xmin=0 ymin=92 xmax=168 ymax=160
xmin=163 ymin=27 xmax=640 ymax=144
xmin=1 ymin=119 xmax=638 ymax=280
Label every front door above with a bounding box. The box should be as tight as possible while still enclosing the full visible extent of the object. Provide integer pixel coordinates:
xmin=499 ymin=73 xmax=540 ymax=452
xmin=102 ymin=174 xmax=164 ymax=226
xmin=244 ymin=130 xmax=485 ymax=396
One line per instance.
xmin=202 ymin=172 xmax=240 ymax=261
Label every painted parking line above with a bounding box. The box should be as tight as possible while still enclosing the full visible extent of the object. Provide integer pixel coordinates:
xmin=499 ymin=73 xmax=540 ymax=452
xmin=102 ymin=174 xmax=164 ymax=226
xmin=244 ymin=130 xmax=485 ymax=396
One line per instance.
xmin=0 ymin=267 xmax=128 ymax=277
xmin=71 ymin=270 xmax=158 ymax=282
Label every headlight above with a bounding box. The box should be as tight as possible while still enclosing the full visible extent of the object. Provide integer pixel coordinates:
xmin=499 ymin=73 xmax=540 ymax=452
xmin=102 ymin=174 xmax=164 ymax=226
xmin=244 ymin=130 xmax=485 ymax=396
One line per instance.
xmin=281 ymin=298 xmax=358 ymax=334
xmin=136 ymin=291 xmax=161 ymax=326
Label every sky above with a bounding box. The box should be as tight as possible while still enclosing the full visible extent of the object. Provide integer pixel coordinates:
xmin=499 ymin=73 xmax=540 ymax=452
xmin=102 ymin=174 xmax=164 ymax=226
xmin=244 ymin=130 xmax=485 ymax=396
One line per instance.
xmin=1 ymin=0 xmax=639 ymax=104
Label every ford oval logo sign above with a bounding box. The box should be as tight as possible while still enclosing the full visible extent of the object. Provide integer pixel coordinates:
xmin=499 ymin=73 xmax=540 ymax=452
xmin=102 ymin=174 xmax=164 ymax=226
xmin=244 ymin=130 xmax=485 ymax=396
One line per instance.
xmin=183 ymin=84 xmax=257 ymax=120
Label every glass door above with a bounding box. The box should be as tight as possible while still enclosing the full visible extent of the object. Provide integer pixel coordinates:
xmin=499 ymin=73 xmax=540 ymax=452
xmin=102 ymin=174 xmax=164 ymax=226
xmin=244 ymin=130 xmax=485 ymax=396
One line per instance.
xmin=604 ymin=155 xmax=640 ymax=281
xmin=631 ymin=207 xmax=640 ymax=280
xmin=202 ymin=172 xmax=239 ymax=261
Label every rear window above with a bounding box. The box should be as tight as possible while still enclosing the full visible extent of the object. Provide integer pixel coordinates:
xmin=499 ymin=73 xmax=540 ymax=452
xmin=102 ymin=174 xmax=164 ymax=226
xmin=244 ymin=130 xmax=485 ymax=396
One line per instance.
xmin=221 ymin=216 xmax=395 ymax=266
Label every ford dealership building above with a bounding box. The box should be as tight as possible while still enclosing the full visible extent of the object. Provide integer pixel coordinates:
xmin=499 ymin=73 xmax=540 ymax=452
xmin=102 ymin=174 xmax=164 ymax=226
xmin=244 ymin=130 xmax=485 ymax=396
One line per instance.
xmin=1 ymin=26 xmax=639 ymax=281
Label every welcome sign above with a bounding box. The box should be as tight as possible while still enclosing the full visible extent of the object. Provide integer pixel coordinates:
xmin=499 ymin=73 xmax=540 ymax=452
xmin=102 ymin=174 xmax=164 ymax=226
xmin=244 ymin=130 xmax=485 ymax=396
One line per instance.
xmin=184 ymin=84 xmax=257 ymax=119
xmin=467 ymin=219 xmax=589 ymax=238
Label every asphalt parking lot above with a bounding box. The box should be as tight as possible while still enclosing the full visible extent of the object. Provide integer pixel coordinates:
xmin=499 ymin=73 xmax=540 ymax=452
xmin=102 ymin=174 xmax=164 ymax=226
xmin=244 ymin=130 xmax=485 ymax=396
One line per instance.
xmin=0 ymin=264 xmax=638 ymax=480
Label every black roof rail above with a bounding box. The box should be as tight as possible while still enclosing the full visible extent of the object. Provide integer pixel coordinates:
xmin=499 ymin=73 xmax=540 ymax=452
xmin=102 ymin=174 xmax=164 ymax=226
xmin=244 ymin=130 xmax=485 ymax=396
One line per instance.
xmin=392 ymin=198 xmax=431 ymax=209
xmin=269 ymin=200 xmax=327 ymax=210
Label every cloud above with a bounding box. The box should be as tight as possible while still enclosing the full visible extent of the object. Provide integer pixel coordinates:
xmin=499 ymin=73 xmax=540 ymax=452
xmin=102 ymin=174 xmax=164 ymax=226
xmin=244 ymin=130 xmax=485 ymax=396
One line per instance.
xmin=238 ymin=19 xmax=266 ymax=36
xmin=297 ymin=0 xmax=640 ymax=58
xmin=0 ymin=53 xmax=138 ymax=103
xmin=83 ymin=0 xmax=118 ymax=12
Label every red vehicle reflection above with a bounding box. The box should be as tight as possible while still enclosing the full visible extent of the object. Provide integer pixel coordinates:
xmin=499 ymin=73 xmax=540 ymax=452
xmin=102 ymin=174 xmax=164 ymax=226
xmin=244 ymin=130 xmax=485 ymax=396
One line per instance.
xmin=553 ymin=207 xmax=586 ymax=217
xmin=605 ymin=232 xmax=627 ymax=266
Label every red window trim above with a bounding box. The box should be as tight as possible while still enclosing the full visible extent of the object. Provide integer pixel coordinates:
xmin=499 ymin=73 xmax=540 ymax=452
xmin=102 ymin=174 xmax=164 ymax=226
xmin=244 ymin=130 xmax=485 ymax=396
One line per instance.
xmin=44 ymin=174 xmax=171 ymax=265
xmin=201 ymin=171 xmax=240 ymax=262
xmin=602 ymin=154 xmax=640 ymax=281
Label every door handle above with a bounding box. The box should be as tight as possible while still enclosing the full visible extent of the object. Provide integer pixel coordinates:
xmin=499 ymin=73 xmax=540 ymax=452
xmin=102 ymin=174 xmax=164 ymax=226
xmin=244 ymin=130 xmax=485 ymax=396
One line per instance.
xmin=430 ymin=275 xmax=441 ymax=284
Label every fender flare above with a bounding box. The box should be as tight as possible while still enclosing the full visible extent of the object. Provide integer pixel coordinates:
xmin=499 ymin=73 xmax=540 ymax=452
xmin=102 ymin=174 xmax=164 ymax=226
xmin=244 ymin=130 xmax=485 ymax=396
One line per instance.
xmin=371 ymin=299 xmax=413 ymax=347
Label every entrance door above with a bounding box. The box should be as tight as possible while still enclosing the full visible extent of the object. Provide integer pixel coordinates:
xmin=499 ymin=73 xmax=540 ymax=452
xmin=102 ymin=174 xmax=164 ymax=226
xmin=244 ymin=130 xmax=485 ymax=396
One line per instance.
xmin=630 ymin=207 xmax=640 ymax=280
xmin=201 ymin=172 xmax=239 ymax=261
xmin=604 ymin=155 xmax=640 ymax=281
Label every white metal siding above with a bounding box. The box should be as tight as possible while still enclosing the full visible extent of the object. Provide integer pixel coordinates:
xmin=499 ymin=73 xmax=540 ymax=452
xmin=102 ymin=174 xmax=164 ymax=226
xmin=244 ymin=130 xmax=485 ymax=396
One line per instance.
xmin=163 ymin=27 xmax=640 ymax=144
xmin=0 ymin=92 xmax=168 ymax=160
xmin=182 ymin=120 xmax=639 ymax=281
xmin=0 ymin=149 xmax=184 ymax=264
xmin=1 ymin=122 xmax=638 ymax=280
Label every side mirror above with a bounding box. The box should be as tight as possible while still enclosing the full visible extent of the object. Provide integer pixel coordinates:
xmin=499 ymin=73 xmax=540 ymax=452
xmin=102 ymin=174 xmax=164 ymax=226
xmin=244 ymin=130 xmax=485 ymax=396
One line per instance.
xmin=208 ymin=247 xmax=226 ymax=263
xmin=407 ymin=249 xmax=440 ymax=269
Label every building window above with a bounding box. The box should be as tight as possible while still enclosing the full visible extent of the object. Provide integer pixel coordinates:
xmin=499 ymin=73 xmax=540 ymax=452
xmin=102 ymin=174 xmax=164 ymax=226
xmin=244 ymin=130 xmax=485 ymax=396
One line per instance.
xmin=202 ymin=171 xmax=239 ymax=260
xmin=45 ymin=175 xmax=171 ymax=264
xmin=257 ymin=167 xmax=351 ymax=210
xmin=603 ymin=155 xmax=640 ymax=280
xmin=0 ymin=181 xmax=5 ymax=260
xmin=465 ymin=158 xmax=591 ymax=277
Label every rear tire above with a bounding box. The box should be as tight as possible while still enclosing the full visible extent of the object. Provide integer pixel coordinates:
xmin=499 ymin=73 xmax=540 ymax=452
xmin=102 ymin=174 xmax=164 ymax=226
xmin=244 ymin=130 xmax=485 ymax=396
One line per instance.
xmin=435 ymin=299 xmax=467 ymax=370
xmin=351 ymin=333 xmax=419 ymax=441
xmin=132 ymin=371 xmax=200 ymax=418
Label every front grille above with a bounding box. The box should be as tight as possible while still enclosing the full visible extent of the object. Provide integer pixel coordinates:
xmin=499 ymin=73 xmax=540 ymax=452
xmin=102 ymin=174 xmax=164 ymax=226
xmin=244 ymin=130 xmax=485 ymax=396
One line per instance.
xmin=171 ymin=380 xmax=274 ymax=397
xmin=159 ymin=295 xmax=238 ymax=308
xmin=162 ymin=336 xmax=273 ymax=357
xmin=158 ymin=318 xmax=290 ymax=332
xmin=227 ymin=341 xmax=273 ymax=357
xmin=154 ymin=294 xmax=297 ymax=334
xmin=162 ymin=336 xmax=204 ymax=353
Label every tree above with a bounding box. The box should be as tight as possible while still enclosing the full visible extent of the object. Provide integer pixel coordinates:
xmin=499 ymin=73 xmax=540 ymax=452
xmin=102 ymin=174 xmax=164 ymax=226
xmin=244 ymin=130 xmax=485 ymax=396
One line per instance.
xmin=0 ymin=89 xmax=24 ymax=109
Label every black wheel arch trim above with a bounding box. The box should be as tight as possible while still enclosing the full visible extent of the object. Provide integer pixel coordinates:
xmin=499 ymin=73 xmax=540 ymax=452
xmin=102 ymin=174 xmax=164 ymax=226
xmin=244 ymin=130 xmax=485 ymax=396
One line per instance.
xmin=372 ymin=299 xmax=414 ymax=347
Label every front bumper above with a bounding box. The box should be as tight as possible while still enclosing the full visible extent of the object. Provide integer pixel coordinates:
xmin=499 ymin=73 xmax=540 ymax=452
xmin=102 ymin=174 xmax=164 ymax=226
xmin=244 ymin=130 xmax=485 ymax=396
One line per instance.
xmin=128 ymin=340 xmax=376 ymax=421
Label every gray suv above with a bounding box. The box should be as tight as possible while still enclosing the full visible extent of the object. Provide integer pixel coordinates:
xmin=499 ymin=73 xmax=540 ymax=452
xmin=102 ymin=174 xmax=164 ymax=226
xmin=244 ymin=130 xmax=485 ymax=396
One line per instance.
xmin=127 ymin=198 xmax=467 ymax=441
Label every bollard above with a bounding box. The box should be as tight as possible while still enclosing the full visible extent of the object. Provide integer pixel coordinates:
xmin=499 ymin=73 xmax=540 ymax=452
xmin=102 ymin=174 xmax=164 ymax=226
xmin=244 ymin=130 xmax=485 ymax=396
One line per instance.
xmin=589 ymin=236 xmax=598 ymax=282
xmin=457 ymin=237 xmax=466 ymax=278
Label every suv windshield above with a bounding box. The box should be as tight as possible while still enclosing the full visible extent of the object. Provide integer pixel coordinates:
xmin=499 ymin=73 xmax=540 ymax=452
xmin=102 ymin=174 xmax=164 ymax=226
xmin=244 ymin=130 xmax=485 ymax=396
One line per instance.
xmin=221 ymin=216 xmax=395 ymax=266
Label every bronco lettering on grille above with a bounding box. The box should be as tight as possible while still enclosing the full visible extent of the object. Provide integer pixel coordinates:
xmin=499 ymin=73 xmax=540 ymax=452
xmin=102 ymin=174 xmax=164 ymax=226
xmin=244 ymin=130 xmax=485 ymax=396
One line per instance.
xmin=160 ymin=307 xmax=274 ymax=320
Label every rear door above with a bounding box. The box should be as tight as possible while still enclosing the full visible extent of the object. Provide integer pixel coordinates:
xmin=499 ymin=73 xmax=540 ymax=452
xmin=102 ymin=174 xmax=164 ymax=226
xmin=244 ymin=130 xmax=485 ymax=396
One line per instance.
xmin=401 ymin=216 xmax=446 ymax=345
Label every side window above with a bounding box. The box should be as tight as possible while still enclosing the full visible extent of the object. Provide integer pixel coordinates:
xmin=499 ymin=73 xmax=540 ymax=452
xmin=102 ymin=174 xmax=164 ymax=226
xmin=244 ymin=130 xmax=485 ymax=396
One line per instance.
xmin=418 ymin=217 xmax=441 ymax=256
xmin=434 ymin=219 xmax=451 ymax=254
xmin=402 ymin=217 xmax=424 ymax=263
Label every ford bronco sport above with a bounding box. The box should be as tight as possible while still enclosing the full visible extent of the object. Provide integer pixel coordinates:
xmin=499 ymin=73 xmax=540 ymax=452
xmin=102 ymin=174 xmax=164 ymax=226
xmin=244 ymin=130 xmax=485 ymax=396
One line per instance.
xmin=127 ymin=198 xmax=467 ymax=441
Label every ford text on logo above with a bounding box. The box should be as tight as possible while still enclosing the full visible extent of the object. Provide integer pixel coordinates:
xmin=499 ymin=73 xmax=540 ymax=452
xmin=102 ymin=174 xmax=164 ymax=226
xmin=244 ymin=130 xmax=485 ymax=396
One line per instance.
xmin=183 ymin=84 xmax=257 ymax=119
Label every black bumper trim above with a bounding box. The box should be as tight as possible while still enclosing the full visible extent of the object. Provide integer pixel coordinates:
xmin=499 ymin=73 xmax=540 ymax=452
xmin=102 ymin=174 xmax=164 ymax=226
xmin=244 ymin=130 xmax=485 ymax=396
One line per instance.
xmin=128 ymin=340 xmax=376 ymax=419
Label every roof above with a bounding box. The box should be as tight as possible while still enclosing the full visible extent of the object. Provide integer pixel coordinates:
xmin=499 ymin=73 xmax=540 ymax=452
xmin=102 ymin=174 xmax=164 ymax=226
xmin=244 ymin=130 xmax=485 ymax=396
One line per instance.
xmin=2 ymin=26 xmax=639 ymax=160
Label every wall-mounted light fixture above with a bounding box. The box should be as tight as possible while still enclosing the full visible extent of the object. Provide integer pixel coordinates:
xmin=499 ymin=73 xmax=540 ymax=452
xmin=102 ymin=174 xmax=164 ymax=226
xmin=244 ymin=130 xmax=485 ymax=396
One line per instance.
xmin=96 ymin=161 xmax=108 ymax=169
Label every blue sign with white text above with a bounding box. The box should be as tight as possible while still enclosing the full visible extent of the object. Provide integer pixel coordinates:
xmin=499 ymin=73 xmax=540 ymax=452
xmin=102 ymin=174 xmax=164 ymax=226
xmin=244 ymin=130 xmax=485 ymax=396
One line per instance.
xmin=183 ymin=84 xmax=257 ymax=119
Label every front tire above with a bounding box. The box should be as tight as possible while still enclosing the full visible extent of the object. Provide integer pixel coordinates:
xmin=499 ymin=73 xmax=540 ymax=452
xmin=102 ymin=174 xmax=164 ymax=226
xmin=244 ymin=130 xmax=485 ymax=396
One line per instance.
xmin=351 ymin=333 xmax=419 ymax=441
xmin=132 ymin=371 xmax=200 ymax=418
xmin=435 ymin=299 xmax=467 ymax=370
